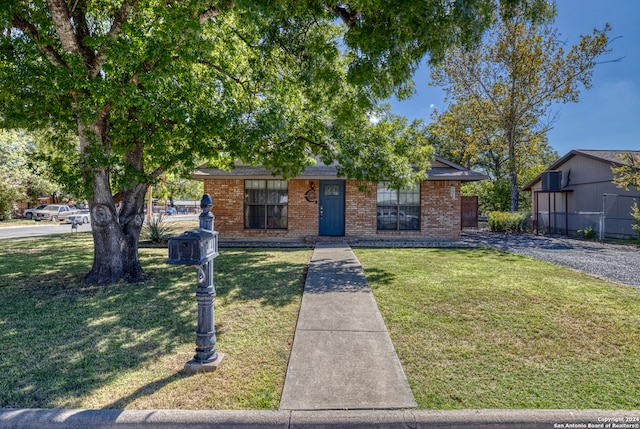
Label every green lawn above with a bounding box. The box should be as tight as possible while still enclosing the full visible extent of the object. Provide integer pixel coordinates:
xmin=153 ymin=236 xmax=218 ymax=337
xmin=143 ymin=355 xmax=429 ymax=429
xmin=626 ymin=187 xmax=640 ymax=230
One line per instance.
xmin=2 ymin=237 xmax=639 ymax=410
xmin=0 ymin=234 xmax=310 ymax=410
xmin=354 ymin=248 xmax=640 ymax=410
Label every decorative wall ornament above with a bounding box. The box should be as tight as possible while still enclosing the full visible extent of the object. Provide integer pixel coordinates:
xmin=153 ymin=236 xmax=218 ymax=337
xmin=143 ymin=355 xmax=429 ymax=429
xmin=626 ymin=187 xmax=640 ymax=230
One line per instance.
xmin=305 ymin=182 xmax=318 ymax=204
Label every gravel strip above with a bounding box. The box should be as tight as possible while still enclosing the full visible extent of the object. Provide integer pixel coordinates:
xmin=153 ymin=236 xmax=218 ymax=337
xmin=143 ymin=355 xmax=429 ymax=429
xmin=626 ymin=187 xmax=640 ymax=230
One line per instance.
xmin=462 ymin=231 xmax=640 ymax=290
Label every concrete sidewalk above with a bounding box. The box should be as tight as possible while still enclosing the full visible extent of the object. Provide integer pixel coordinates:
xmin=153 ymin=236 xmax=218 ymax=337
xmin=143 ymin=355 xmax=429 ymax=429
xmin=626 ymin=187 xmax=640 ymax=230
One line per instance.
xmin=279 ymin=243 xmax=416 ymax=410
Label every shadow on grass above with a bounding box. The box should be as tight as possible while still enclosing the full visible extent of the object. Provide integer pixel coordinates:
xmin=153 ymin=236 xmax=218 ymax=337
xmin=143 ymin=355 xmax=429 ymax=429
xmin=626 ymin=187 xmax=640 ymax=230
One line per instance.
xmin=214 ymin=248 xmax=308 ymax=307
xmin=0 ymin=270 xmax=196 ymax=408
xmin=105 ymin=373 xmax=190 ymax=409
xmin=0 ymin=239 xmax=308 ymax=409
xmin=363 ymin=268 xmax=396 ymax=287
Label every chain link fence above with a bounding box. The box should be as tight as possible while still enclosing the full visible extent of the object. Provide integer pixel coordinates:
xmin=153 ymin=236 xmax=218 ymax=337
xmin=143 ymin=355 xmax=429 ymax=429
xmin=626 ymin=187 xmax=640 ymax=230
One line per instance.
xmin=535 ymin=194 xmax=639 ymax=239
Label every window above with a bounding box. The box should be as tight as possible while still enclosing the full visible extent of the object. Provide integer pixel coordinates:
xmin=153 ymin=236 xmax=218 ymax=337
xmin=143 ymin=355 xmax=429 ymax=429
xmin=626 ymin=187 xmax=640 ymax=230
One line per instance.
xmin=244 ymin=180 xmax=288 ymax=229
xmin=376 ymin=182 xmax=420 ymax=231
xmin=324 ymin=184 xmax=340 ymax=196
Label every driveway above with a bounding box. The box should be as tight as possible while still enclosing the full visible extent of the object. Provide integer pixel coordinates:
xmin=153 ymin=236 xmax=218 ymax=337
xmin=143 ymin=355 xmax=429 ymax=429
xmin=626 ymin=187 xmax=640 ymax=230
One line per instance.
xmin=463 ymin=231 xmax=640 ymax=290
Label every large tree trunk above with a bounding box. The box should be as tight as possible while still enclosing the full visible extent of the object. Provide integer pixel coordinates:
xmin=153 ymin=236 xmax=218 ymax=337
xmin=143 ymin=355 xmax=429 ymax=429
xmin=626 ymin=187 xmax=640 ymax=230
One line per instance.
xmin=84 ymin=170 xmax=148 ymax=284
xmin=118 ymin=183 xmax=148 ymax=281
xmin=510 ymin=169 xmax=519 ymax=213
xmin=78 ymin=118 xmax=148 ymax=285
xmin=508 ymin=126 xmax=519 ymax=213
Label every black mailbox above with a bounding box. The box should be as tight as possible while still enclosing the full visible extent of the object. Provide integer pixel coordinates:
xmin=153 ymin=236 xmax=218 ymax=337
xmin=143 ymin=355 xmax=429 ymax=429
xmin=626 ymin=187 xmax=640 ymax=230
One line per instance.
xmin=167 ymin=228 xmax=219 ymax=266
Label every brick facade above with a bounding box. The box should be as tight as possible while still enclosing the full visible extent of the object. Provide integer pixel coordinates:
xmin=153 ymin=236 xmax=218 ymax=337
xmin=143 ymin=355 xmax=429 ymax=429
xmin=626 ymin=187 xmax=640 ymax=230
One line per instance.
xmin=204 ymin=179 xmax=462 ymax=241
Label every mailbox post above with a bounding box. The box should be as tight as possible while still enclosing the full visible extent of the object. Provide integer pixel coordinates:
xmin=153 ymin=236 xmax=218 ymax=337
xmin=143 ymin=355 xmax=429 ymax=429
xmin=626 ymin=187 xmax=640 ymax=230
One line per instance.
xmin=167 ymin=194 xmax=224 ymax=372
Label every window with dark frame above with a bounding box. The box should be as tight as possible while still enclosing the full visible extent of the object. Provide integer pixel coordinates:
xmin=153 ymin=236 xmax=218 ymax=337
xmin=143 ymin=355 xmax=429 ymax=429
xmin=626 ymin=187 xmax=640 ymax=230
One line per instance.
xmin=376 ymin=182 xmax=420 ymax=231
xmin=244 ymin=180 xmax=288 ymax=230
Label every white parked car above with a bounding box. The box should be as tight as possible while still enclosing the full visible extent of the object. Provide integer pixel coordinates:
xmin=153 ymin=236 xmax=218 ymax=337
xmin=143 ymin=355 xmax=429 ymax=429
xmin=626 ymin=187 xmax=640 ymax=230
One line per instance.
xmin=66 ymin=209 xmax=91 ymax=225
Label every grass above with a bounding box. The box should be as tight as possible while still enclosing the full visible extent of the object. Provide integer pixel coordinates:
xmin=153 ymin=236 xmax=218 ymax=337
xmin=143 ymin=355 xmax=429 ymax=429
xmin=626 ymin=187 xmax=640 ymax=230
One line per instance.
xmin=0 ymin=233 xmax=310 ymax=409
xmin=354 ymin=248 xmax=640 ymax=410
xmin=3 ymin=234 xmax=639 ymax=410
xmin=0 ymin=219 xmax=47 ymax=227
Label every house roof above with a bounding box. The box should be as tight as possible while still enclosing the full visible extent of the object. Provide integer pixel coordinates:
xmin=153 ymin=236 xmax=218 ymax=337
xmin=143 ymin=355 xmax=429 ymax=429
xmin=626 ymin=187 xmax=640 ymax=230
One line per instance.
xmin=521 ymin=149 xmax=640 ymax=191
xmin=191 ymin=155 xmax=488 ymax=182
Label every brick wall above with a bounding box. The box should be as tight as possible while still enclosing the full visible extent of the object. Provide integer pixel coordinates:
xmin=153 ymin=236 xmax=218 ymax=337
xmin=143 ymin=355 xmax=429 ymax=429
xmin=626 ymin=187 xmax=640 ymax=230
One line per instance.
xmin=203 ymin=179 xmax=244 ymax=237
xmin=287 ymin=180 xmax=319 ymax=237
xmin=204 ymin=178 xmax=461 ymax=241
xmin=345 ymin=181 xmax=377 ymax=237
xmin=421 ymin=181 xmax=461 ymax=241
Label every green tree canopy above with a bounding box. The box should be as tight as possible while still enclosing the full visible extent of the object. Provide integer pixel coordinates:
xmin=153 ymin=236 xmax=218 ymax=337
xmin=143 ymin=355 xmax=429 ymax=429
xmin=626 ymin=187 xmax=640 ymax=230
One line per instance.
xmin=430 ymin=2 xmax=612 ymax=212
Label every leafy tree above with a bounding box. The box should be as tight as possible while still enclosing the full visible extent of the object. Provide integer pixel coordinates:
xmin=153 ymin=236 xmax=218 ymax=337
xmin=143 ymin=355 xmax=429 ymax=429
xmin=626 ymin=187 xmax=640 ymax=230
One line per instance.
xmin=430 ymin=100 xmax=559 ymax=213
xmin=430 ymin=2 xmax=612 ymax=212
xmin=154 ymin=175 xmax=204 ymax=203
xmin=612 ymin=153 xmax=640 ymax=191
xmin=0 ymin=174 xmax=22 ymax=220
xmin=612 ymin=153 xmax=640 ymax=235
xmin=0 ymin=129 xmax=61 ymax=219
xmin=1 ymin=0 xmax=541 ymax=284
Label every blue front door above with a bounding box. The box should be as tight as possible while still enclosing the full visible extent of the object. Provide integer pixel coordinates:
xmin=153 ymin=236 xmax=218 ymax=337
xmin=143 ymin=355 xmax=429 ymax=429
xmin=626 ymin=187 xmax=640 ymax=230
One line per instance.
xmin=319 ymin=180 xmax=345 ymax=236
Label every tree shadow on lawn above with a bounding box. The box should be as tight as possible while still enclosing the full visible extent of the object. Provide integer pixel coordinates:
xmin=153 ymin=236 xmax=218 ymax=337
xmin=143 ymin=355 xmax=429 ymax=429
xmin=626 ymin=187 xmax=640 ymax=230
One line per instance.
xmin=105 ymin=372 xmax=189 ymax=410
xmin=0 ymin=247 xmax=308 ymax=409
xmin=213 ymin=248 xmax=308 ymax=307
xmin=0 ymin=270 xmax=196 ymax=408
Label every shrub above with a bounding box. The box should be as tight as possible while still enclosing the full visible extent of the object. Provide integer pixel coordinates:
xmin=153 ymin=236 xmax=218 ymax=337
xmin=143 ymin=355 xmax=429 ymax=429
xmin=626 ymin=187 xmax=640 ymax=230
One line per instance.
xmin=631 ymin=202 xmax=640 ymax=236
xmin=142 ymin=214 xmax=173 ymax=244
xmin=577 ymin=226 xmax=597 ymax=240
xmin=488 ymin=211 xmax=530 ymax=232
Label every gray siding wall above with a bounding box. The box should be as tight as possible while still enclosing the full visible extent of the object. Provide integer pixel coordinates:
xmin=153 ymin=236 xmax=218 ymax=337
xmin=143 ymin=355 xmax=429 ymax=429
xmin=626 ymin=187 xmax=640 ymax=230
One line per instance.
xmin=531 ymin=154 xmax=640 ymax=237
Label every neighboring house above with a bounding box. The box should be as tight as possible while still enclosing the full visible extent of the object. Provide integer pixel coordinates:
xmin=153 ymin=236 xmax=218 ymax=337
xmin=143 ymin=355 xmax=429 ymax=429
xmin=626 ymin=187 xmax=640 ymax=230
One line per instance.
xmin=522 ymin=150 xmax=640 ymax=238
xmin=191 ymin=156 xmax=487 ymax=242
xmin=18 ymin=197 xmax=54 ymax=218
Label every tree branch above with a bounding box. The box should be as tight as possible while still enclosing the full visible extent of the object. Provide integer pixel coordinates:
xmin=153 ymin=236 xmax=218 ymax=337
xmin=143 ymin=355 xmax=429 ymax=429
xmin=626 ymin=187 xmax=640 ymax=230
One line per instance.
xmin=46 ymin=0 xmax=81 ymax=54
xmin=200 ymin=6 xmax=223 ymax=24
xmin=90 ymin=0 xmax=137 ymax=78
xmin=11 ymin=13 xmax=67 ymax=68
xmin=198 ymin=59 xmax=247 ymax=85
xmin=323 ymin=4 xmax=361 ymax=29
xmin=150 ymin=167 xmax=164 ymax=180
xmin=71 ymin=0 xmax=103 ymax=69
xmin=296 ymin=135 xmax=328 ymax=150
xmin=199 ymin=1 xmax=234 ymax=24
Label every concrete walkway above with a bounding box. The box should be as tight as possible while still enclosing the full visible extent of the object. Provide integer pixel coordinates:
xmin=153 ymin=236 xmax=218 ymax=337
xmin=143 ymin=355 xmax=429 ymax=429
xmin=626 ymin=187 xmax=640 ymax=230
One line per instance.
xmin=279 ymin=243 xmax=416 ymax=410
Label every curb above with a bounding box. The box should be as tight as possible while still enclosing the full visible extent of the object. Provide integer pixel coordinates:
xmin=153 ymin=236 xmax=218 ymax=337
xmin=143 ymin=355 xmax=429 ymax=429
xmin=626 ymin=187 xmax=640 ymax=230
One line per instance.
xmin=2 ymin=409 xmax=639 ymax=429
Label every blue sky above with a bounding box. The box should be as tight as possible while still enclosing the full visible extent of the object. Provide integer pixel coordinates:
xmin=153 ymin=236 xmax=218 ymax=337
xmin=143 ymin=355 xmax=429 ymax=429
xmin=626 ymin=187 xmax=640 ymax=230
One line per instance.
xmin=388 ymin=0 xmax=640 ymax=156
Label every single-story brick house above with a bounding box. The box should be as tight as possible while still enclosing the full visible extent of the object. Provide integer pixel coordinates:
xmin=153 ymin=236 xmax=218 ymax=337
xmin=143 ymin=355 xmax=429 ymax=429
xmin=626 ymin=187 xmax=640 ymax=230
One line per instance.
xmin=522 ymin=149 xmax=640 ymax=238
xmin=191 ymin=156 xmax=487 ymax=242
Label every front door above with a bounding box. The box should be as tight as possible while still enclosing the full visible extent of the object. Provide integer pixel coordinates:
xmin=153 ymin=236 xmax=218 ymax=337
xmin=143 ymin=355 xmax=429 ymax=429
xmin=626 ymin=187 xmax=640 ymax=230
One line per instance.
xmin=319 ymin=180 xmax=345 ymax=236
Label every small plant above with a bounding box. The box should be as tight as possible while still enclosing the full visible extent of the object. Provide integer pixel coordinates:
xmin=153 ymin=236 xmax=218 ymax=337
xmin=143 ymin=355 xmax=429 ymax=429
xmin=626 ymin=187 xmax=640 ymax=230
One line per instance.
xmin=577 ymin=226 xmax=597 ymax=240
xmin=142 ymin=214 xmax=173 ymax=244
